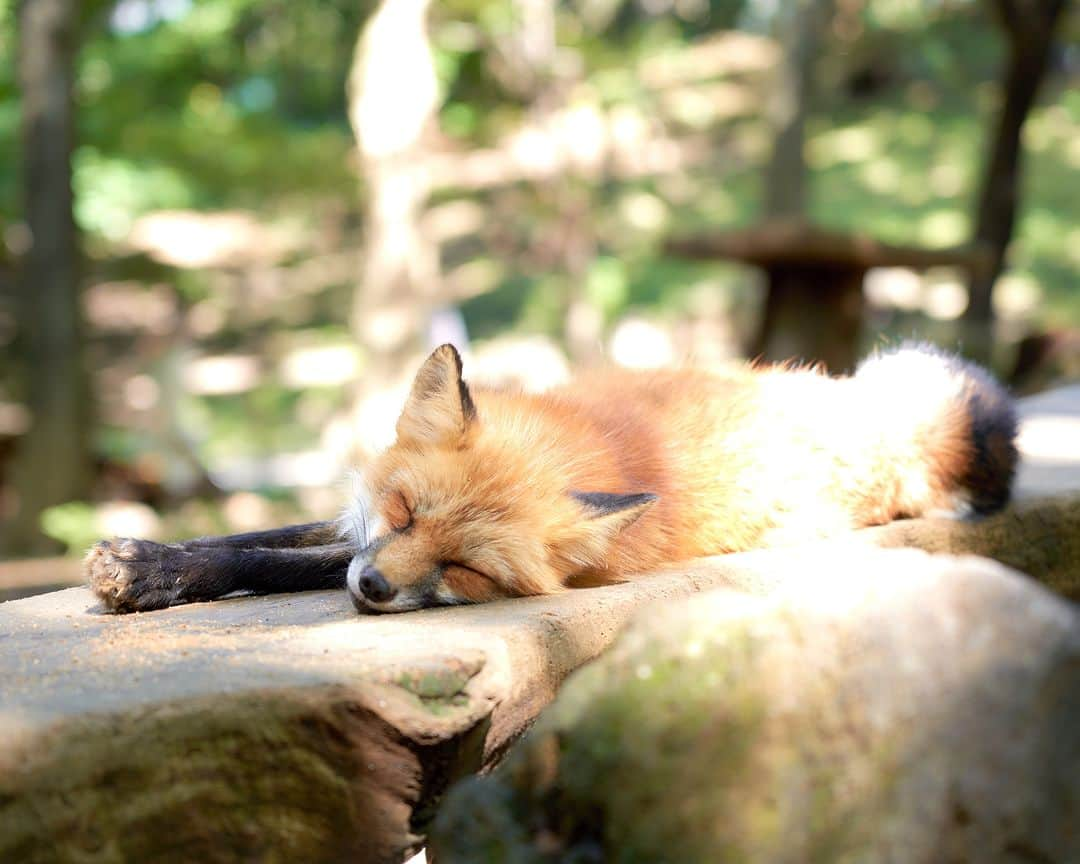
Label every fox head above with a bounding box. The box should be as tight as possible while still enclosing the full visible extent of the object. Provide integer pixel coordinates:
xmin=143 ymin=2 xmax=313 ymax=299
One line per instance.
xmin=344 ymin=344 xmax=657 ymax=613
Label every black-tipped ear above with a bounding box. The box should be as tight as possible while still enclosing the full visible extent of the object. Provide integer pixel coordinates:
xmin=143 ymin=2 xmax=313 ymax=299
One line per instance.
xmin=571 ymin=491 xmax=658 ymax=520
xmin=560 ymin=490 xmax=658 ymax=568
xmin=396 ymin=344 xmax=477 ymax=446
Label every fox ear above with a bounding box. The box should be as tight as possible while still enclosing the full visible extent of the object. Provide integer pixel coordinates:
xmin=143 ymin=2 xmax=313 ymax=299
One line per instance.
xmin=561 ymin=491 xmax=658 ymax=567
xmin=396 ymin=344 xmax=477 ymax=446
xmin=572 ymin=491 xmax=658 ymax=524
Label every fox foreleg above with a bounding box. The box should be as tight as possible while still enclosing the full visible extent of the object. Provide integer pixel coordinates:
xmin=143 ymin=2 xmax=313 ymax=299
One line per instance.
xmin=85 ymin=521 xmax=353 ymax=613
xmin=175 ymin=520 xmax=342 ymax=550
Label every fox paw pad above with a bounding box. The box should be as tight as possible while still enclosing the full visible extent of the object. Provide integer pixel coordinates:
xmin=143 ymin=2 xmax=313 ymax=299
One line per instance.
xmin=84 ymin=539 xmax=183 ymax=613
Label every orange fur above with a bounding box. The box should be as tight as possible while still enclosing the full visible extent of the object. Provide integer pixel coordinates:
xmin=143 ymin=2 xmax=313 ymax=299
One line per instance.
xmin=347 ymin=343 xmax=1016 ymax=611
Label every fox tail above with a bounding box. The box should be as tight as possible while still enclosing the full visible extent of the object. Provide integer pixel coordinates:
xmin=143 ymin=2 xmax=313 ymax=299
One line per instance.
xmin=854 ymin=342 xmax=1018 ymax=517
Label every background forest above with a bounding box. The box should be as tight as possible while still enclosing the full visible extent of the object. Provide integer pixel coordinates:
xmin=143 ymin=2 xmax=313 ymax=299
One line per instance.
xmin=0 ymin=0 xmax=1076 ymax=560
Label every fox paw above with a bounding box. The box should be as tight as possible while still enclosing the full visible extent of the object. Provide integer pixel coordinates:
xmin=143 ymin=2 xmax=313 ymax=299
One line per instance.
xmin=85 ymin=538 xmax=185 ymax=613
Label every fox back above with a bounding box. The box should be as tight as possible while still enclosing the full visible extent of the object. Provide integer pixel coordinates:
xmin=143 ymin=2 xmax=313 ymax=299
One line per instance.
xmin=343 ymin=343 xmax=1017 ymax=612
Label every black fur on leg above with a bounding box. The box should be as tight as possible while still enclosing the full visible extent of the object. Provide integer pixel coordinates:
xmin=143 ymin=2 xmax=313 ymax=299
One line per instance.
xmin=86 ymin=538 xmax=354 ymax=613
xmin=179 ymin=520 xmax=341 ymax=550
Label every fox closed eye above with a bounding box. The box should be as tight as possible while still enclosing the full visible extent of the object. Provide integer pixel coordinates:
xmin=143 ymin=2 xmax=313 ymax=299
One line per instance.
xmin=442 ymin=561 xmax=489 ymax=578
xmin=441 ymin=561 xmax=502 ymax=602
xmin=384 ymin=491 xmax=413 ymax=532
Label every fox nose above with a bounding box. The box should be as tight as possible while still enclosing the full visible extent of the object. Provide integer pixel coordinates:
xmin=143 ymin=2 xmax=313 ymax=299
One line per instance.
xmin=357 ymin=565 xmax=396 ymax=603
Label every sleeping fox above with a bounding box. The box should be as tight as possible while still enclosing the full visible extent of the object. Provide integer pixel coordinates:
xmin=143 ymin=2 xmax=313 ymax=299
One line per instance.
xmin=87 ymin=342 xmax=1017 ymax=614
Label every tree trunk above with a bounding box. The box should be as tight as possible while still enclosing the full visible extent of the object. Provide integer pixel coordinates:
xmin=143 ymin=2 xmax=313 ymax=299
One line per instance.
xmin=4 ymin=0 xmax=91 ymax=556
xmin=347 ymin=0 xmax=441 ymax=410
xmin=763 ymin=0 xmax=829 ymax=220
xmin=756 ymin=0 xmax=861 ymax=371
xmin=560 ymin=189 xmax=603 ymax=367
xmin=962 ymin=0 xmax=1065 ymax=364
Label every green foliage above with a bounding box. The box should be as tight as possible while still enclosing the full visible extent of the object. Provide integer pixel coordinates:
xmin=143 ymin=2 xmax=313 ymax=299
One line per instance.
xmin=74 ymin=150 xmax=197 ymax=240
xmin=0 ymin=0 xmax=368 ymax=227
xmin=2 ymin=0 xmax=1074 ymax=312
xmin=40 ymin=501 xmax=100 ymax=554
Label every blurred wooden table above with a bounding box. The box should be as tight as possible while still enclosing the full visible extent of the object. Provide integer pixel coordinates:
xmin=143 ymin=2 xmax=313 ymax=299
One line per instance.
xmin=666 ymin=219 xmax=987 ymax=372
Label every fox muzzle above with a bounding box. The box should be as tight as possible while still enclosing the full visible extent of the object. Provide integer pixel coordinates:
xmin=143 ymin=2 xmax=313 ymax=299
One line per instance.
xmin=356 ymin=564 xmax=395 ymax=603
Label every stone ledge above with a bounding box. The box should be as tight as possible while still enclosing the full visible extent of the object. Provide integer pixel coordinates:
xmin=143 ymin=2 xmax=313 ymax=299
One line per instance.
xmin=3 ymin=491 xmax=1079 ymax=863
xmin=0 ymin=552 xmax=794 ymax=864
xmin=430 ymin=552 xmax=1080 ymax=862
xmin=2 ymin=384 xmax=1079 ymax=862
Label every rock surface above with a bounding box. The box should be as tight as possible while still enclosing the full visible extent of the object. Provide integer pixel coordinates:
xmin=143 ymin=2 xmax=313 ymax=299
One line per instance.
xmin=0 ymin=572 xmax=733 ymax=864
xmin=429 ymin=551 xmax=1080 ymax=863
xmin=860 ymin=493 xmax=1080 ymax=600
xmin=2 ymin=385 xmax=1079 ymax=863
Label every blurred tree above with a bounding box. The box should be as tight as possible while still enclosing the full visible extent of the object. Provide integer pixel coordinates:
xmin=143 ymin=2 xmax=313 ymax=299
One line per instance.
xmin=3 ymin=0 xmax=93 ymax=555
xmin=963 ymin=0 xmax=1067 ymax=364
xmin=764 ymin=0 xmax=829 ymax=220
xmin=496 ymin=0 xmax=556 ymax=98
xmin=348 ymin=0 xmax=442 ymax=389
xmin=753 ymin=0 xmax=863 ymax=371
